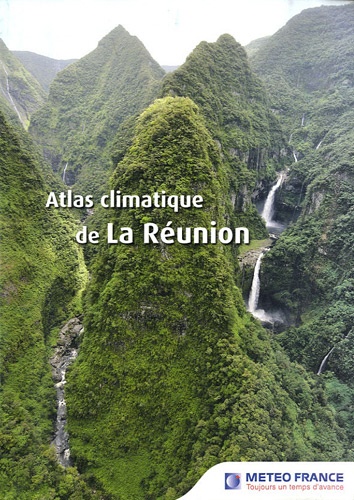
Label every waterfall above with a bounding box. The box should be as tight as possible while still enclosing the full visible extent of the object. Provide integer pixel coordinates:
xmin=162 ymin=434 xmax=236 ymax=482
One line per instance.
xmin=262 ymin=173 xmax=283 ymax=227
xmin=293 ymin=151 xmax=298 ymax=163
xmin=247 ymin=249 xmax=278 ymax=323
xmin=248 ymin=252 xmax=265 ymax=313
xmin=0 ymin=60 xmax=24 ymax=126
xmin=247 ymin=172 xmax=287 ymax=323
xmin=317 ymin=346 xmax=335 ymax=375
xmin=316 ymin=139 xmax=323 ymax=150
xmin=62 ymin=163 xmax=68 ymax=184
xmin=301 ymin=113 xmax=305 ymax=126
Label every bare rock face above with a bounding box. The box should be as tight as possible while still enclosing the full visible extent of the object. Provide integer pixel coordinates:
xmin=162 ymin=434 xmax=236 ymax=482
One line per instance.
xmin=238 ymin=241 xmax=273 ymax=268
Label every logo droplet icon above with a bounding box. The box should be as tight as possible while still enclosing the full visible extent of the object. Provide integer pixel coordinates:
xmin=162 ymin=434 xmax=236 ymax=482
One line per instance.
xmin=225 ymin=473 xmax=241 ymax=489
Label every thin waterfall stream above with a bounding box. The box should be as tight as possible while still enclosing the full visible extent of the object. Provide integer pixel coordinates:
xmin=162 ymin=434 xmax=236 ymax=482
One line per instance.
xmin=248 ymin=252 xmax=264 ymax=313
xmin=0 ymin=60 xmax=24 ymax=126
xmin=317 ymin=346 xmax=335 ymax=375
xmin=62 ymin=163 xmax=68 ymax=184
xmin=316 ymin=326 xmax=353 ymax=375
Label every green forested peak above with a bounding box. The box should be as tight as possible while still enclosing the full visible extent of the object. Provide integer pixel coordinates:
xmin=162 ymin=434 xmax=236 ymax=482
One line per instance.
xmin=112 ymin=95 xmax=222 ymax=200
xmin=97 ymin=24 xmax=134 ymax=46
xmin=29 ymin=24 xmax=165 ymax=194
xmin=161 ymin=31 xmax=282 ymax=239
xmin=48 ymin=23 xmax=164 ymax=97
xmin=216 ymin=33 xmax=243 ymax=49
xmin=84 ymin=23 xmax=163 ymax=75
xmin=175 ymin=32 xmax=249 ymax=81
xmin=66 ymin=93 xmax=347 ymax=499
xmin=162 ymin=32 xmax=273 ymax=140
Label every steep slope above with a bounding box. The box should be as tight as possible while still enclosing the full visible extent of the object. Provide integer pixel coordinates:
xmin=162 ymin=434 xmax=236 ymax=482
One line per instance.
xmin=250 ymin=5 xmax=354 ymax=93
xmin=0 ymin=39 xmax=46 ymax=128
xmin=0 ymin=111 xmax=96 ymax=497
xmin=161 ymin=34 xmax=286 ymax=239
xmin=248 ymin=4 xmax=354 ymax=443
xmin=29 ymin=25 xmax=165 ymax=197
xmin=66 ymin=97 xmax=346 ymax=500
xmin=13 ymin=51 xmax=77 ymax=92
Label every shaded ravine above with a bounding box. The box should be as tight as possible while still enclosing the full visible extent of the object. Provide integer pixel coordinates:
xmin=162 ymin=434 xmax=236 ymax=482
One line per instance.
xmin=50 ymin=317 xmax=83 ymax=466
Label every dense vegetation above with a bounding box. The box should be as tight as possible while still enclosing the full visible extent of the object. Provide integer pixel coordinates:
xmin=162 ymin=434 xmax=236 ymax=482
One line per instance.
xmin=29 ymin=25 xmax=165 ymax=198
xmin=249 ymin=3 xmax=354 ymax=449
xmin=0 ymin=39 xmax=46 ymax=128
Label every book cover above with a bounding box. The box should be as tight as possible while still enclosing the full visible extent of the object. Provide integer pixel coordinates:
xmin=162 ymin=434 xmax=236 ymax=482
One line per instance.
xmin=1 ymin=1 xmax=354 ymax=498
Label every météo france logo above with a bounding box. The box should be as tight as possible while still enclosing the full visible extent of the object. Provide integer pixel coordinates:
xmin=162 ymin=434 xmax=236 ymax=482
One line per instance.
xmin=225 ymin=473 xmax=241 ymax=490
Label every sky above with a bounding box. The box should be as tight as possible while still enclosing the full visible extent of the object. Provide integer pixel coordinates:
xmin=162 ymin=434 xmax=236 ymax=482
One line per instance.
xmin=0 ymin=0 xmax=352 ymax=65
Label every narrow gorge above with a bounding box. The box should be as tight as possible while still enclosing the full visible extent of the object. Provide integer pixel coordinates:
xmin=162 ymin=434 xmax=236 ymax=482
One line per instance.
xmin=50 ymin=318 xmax=83 ymax=467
